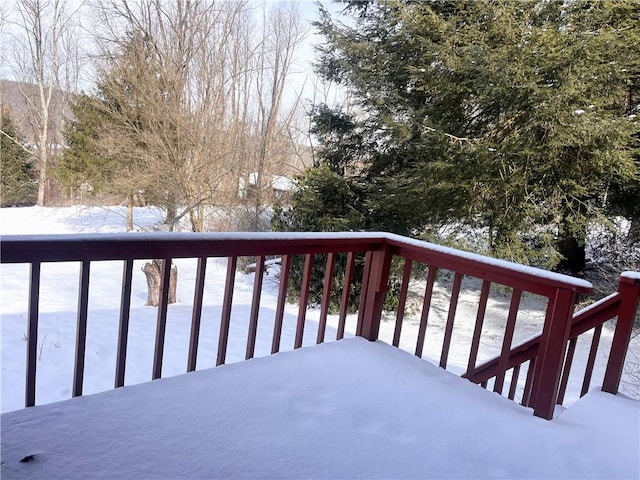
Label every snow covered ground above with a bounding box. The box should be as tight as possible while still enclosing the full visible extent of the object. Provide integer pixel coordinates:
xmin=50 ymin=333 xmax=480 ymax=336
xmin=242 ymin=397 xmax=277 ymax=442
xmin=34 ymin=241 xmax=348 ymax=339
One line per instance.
xmin=2 ymin=338 xmax=638 ymax=479
xmin=1 ymin=205 xmax=638 ymax=416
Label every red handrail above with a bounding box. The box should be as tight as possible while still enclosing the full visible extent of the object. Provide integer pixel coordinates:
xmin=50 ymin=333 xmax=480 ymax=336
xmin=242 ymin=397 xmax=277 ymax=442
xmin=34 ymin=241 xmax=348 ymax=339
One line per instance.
xmin=355 ymin=236 xmax=593 ymax=419
xmin=466 ymin=272 xmax=640 ymax=408
xmin=3 ymin=233 xmax=635 ymax=420
xmin=2 ymin=233 xmax=388 ymax=409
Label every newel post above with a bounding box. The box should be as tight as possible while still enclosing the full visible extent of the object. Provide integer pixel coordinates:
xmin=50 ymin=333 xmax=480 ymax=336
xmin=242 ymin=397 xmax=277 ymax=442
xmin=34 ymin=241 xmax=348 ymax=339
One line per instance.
xmin=357 ymin=243 xmax=393 ymax=341
xmin=602 ymin=273 xmax=640 ymax=394
xmin=531 ymin=288 xmax=578 ymax=419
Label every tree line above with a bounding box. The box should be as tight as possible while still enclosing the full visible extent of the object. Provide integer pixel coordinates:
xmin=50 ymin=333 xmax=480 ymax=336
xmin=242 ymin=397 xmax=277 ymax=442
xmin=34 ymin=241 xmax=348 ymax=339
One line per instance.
xmin=2 ymin=0 xmax=639 ymax=279
xmin=1 ymin=0 xmax=309 ymax=232
xmin=277 ymin=0 xmax=639 ymax=275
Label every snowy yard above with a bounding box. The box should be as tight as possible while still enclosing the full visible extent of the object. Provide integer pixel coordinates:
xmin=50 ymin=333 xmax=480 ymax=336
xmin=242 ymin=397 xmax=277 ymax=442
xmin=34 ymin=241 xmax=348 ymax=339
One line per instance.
xmin=2 ymin=338 xmax=638 ymax=479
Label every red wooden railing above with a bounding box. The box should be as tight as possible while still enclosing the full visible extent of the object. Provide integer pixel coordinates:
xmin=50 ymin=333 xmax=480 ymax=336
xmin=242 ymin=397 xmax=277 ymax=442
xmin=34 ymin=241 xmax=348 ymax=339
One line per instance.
xmin=356 ymin=235 xmax=598 ymax=419
xmin=464 ymin=272 xmax=640 ymax=407
xmin=1 ymin=232 xmax=637 ymax=420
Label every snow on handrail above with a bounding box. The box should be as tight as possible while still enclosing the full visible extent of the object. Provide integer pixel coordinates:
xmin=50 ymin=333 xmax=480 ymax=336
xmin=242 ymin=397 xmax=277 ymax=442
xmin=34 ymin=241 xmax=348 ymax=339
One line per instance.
xmin=1 ymin=231 xmax=593 ymax=293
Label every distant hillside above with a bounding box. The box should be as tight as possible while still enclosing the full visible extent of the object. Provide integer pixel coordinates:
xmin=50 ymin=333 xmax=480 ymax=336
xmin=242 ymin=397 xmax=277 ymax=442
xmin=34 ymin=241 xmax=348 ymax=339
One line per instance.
xmin=0 ymin=79 xmax=71 ymax=145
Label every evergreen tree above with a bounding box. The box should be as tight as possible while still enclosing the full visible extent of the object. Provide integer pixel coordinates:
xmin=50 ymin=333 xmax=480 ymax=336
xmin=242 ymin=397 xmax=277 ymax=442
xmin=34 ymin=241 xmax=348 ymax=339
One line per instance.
xmin=276 ymin=164 xmax=365 ymax=232
xmin=608 ymin=177 xmax=640 ymax=241
xmin=56 ymin=32 xmax=181 ymax=226
xmin=55 ymin=93 xmax=116 ymax=196
xmin=291 ymin=0 xmax=639 ymax=272
xmin=272 ymin=165 xmax=367 ymax=311
xmin=0 ymin=106 xmax=37 ymax=207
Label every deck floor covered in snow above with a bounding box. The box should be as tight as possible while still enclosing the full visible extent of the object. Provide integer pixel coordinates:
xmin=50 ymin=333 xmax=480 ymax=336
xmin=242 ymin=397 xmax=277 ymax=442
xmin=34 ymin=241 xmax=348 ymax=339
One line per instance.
xmin=1 ymin=337 xmax=638 ymax=479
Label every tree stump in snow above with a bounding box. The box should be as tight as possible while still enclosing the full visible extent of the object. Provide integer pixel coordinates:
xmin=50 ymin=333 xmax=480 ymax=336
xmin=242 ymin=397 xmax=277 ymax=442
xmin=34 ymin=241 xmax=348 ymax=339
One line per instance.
xmin=143 ymin=259 xmax=178 ymax=307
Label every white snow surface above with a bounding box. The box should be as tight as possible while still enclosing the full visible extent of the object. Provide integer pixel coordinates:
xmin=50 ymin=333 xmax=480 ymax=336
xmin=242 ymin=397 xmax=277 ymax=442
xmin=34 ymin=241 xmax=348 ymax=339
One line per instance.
xmin=271 ymin=174 xmax=295 ymax=192
xmin=622 ymin=271 xmax=640 ymax=281
xmin=2 ymin=338 xmax=638 ymax=479
xmin=1 ymin=206 xmax=640 ymax=478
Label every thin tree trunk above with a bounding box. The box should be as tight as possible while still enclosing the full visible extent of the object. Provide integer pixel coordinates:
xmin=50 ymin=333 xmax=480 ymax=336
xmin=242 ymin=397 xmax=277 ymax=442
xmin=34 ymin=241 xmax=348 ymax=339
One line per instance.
xmin=126 ymin=193 xmax=134 ymax=232
xmin=36 ymin=100 xmax=50 ymax=206
xmin=36 ymin=149 xmax=47 ymax=206
xmin=165 ymin=203 xmax=177 ymax=232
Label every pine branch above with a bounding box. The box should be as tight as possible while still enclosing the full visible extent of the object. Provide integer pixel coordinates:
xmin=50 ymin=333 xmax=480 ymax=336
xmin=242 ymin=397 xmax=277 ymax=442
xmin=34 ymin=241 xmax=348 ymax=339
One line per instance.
xmin=0 ymin=129 xmax=36 ymax=157
xmin=422 ymin=125 xmax=475 ymax=144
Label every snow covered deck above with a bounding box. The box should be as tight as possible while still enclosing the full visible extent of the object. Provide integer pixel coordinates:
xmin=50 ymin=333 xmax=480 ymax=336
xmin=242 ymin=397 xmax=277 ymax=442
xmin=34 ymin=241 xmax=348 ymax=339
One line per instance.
xmin=2 ymin=337 xmax=638 ymax=479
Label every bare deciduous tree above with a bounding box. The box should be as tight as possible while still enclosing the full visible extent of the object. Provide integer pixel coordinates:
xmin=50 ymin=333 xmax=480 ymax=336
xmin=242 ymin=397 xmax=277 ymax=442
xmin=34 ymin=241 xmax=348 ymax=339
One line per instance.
xmin=91 ymin=0 xmax=254 ymax=232
xmin=88 ymin=0 xmax=308 ymax=233
xmin=7 ymin=0 xmax=81 ymax=206
xmin=86 ymin=0 xmax=309 ymax=304
xmin=242 ymin=1 xmax=307 ymax=229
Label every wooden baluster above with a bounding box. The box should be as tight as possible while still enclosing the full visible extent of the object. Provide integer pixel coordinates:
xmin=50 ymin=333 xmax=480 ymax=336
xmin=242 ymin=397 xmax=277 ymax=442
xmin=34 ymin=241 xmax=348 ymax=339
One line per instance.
xmin=187 ymin=257 xmax=208 ymax=372
xmin=337 ymin=252 xmax=355 ymax=340
xmin=415 ymin=267 xmax=437 ymax=357
xmin=581 ymin=325 xmax=602 ymax=397
xmin=393 ymin=259 xmax=413 ymax=347
xmin=73 ymin=260 xmax=91 ymax=397
xmin=440 ymin=273 xmax=463 ymax=369
xmin=217 ymin=257 xmax=237 ymax=366
xmin=494 ymin=289 xmax=522 ymax=394
xmin=508 ymin=365 xmax=521 ymax=400
xmin=152 ymin=257 xmax=173 ymax=380
xmin=25 ymin=261 xmax=41 ymax=407
xmin=246 ymin=256 xmax=265 ymax=360
xmin=317 ymin=253 xmax=337 ymax=344
xmin=295 ymin=254 xmax=314 ymax=349
xmin=521 ymin=358 xmax=536 ymax=407
xmin=466 ymin=280 xmax=491 ymax=376
xmin=115 ymin=259 xmax=134 ymax=387
xmin=272 ymin=255 xmax=291 ymax=354
xmin=557 ymin=337 xmax=577 ymax=405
